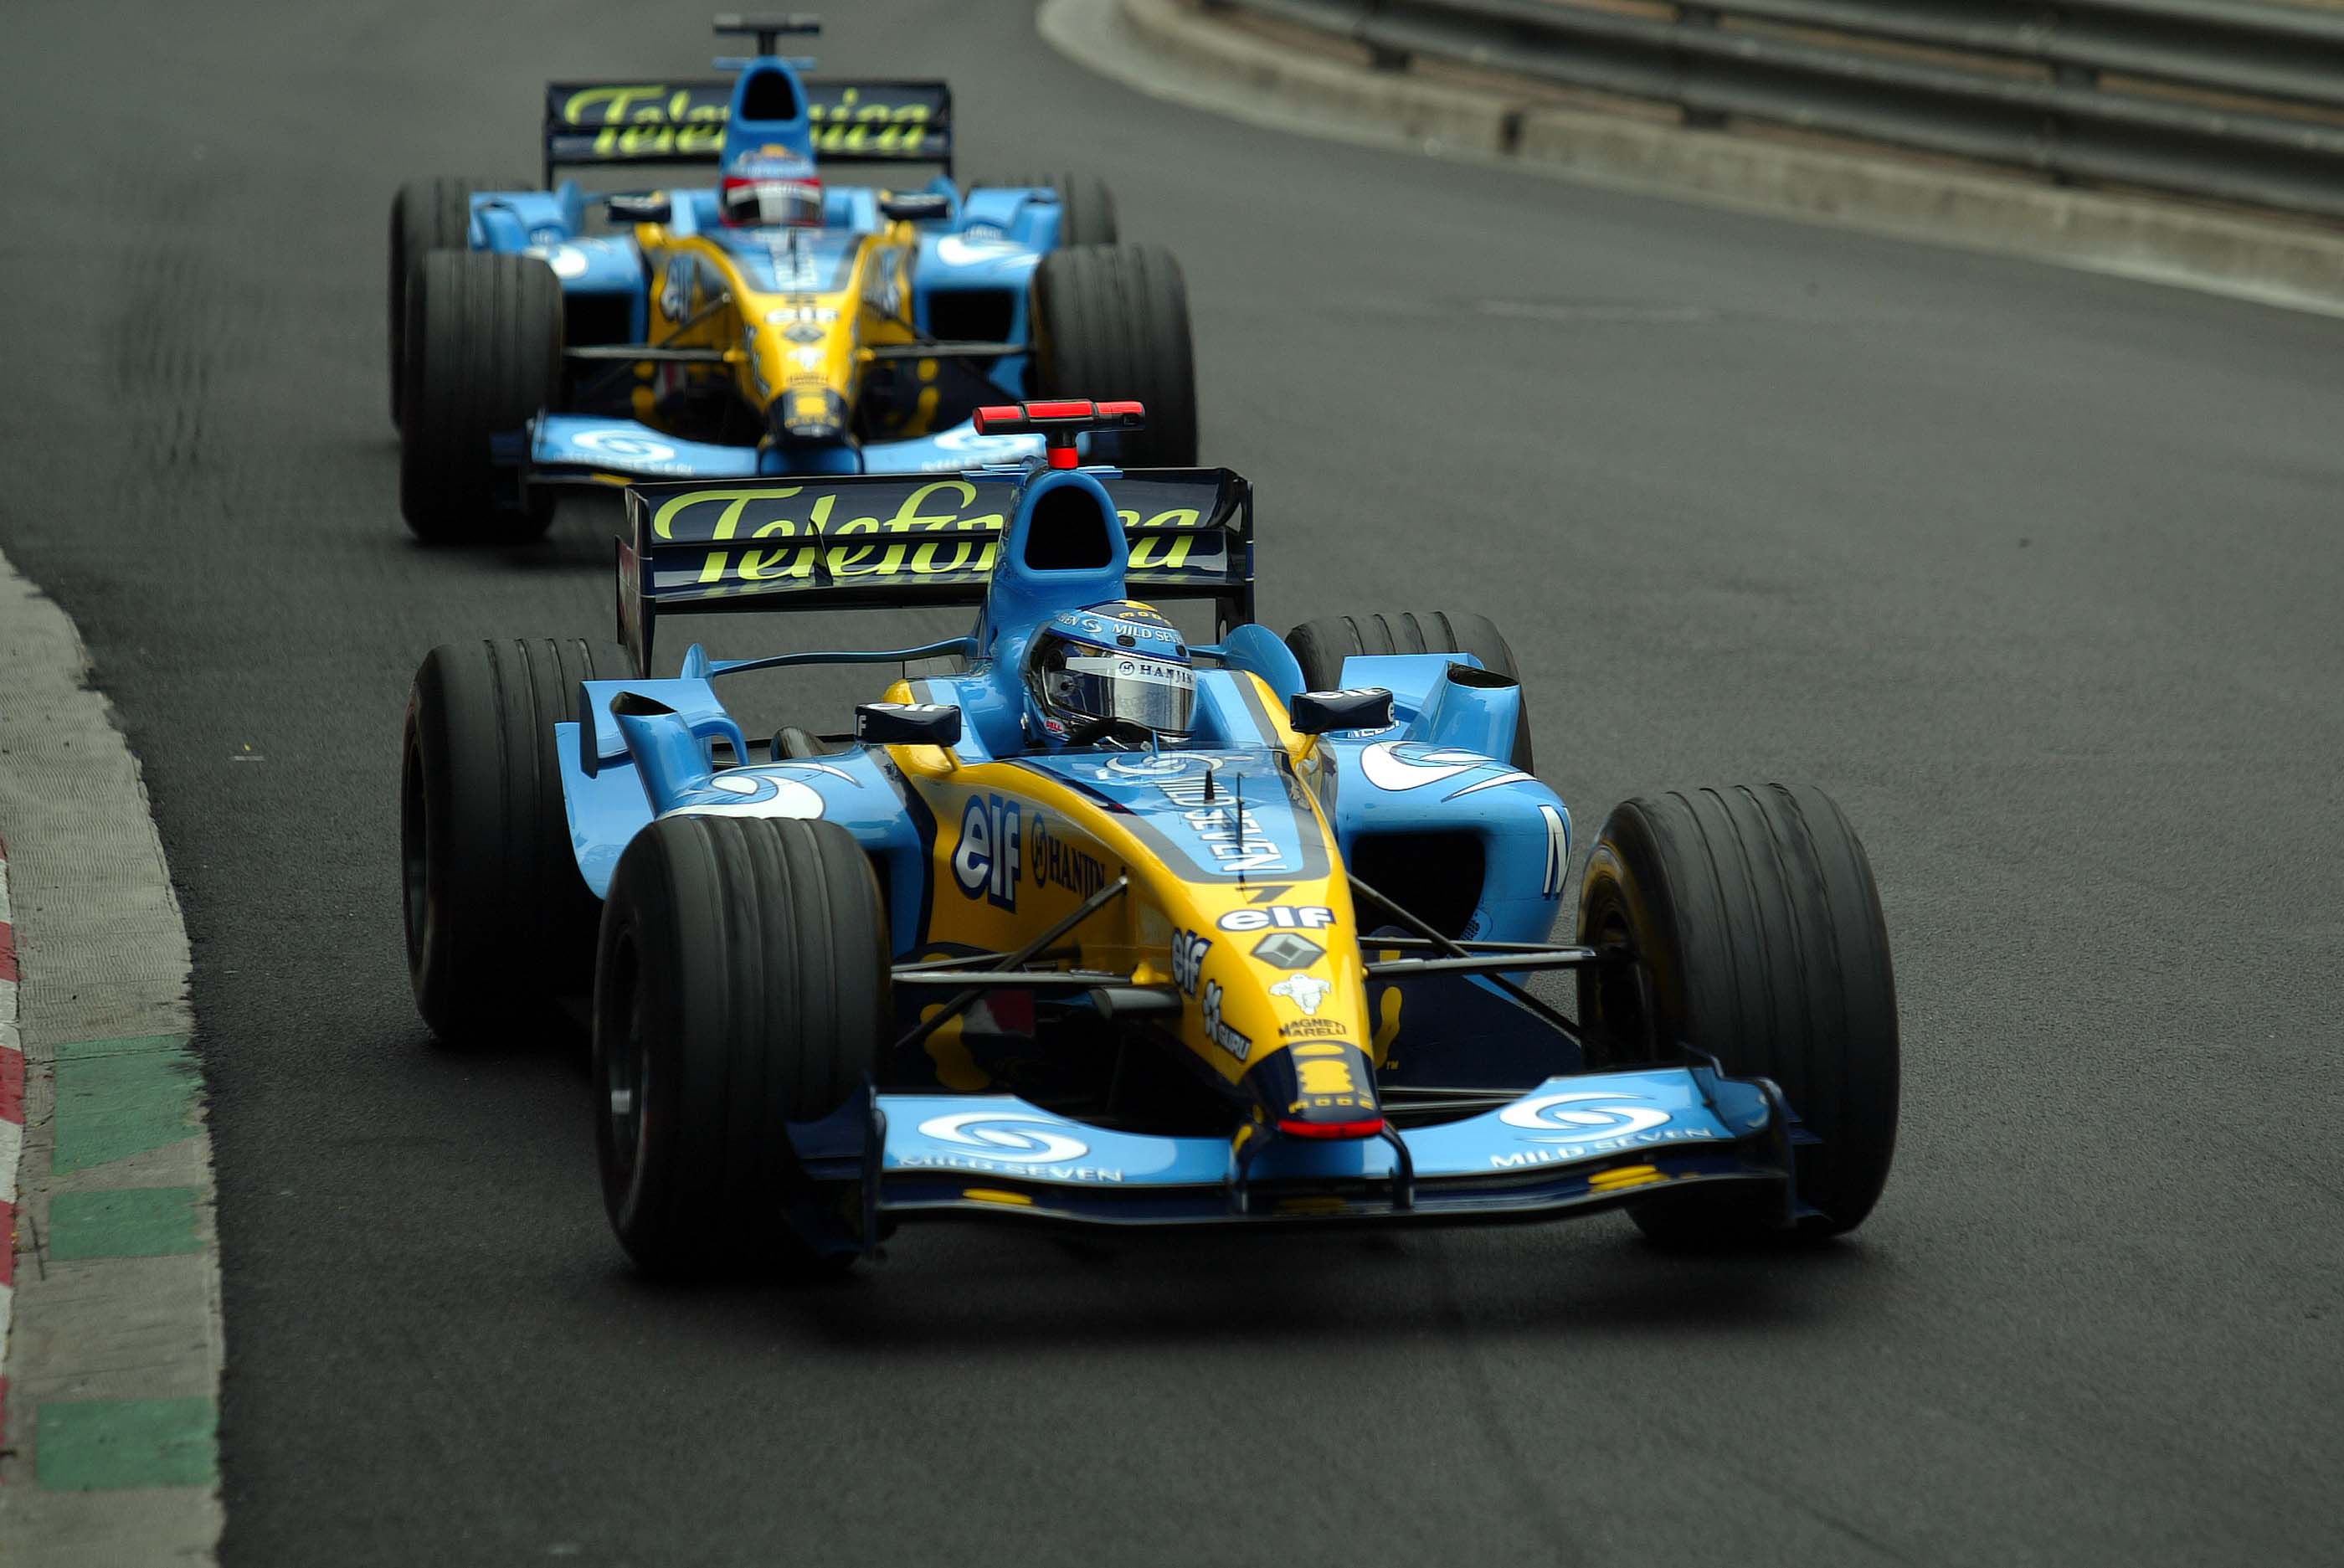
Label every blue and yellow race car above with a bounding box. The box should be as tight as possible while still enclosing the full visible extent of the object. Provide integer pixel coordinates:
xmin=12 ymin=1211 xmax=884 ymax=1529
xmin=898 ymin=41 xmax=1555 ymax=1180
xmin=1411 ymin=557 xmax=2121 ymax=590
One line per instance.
xmin=398 ymin=399 xmax=1900 ymax=1276
xmin=389 ymin=15 xmax=1194 ymax=543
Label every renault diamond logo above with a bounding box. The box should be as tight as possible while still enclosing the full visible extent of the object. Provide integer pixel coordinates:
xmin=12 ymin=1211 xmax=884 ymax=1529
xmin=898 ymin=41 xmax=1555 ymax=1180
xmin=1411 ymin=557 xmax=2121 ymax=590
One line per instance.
xmin=1250 ymin=933 xmax=1324 ymax=970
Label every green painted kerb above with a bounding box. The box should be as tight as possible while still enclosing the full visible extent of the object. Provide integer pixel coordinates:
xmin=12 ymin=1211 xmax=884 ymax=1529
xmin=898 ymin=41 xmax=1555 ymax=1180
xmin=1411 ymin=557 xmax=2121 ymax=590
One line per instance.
xmin=52 ymin=1034 xmax=201 ymax=1174
xmin=48 ymin=1185 xmax=202 ymax=1259
xmin=35 ymin=1396 xmax=219 ymax=1490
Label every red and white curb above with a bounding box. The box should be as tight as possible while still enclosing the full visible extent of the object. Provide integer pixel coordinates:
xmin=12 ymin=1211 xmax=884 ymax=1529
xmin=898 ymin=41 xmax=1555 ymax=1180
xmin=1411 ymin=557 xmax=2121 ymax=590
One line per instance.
xmin=1 ymin=835 xmax=20 ymax=1454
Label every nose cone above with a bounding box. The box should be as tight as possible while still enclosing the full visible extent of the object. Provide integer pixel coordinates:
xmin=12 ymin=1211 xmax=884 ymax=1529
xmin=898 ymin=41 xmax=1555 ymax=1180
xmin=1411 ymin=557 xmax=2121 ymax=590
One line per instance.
xmin=1247 ymin=1041 xmax=1382 ymax=1139
xmin=769 ymin=381 xmax=850 ymax=445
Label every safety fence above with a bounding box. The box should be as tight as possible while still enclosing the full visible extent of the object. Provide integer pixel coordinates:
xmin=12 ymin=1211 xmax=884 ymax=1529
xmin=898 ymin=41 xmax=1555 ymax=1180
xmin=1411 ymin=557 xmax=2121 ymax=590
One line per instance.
xmin=1199 ymin=0 xmax=2344 ymax=221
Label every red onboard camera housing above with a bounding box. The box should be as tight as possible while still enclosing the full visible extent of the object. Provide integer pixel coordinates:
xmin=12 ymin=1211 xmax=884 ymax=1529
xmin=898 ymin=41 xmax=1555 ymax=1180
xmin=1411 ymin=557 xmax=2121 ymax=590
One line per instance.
xmin=972 ymin=398 xmax=1147 ymax=468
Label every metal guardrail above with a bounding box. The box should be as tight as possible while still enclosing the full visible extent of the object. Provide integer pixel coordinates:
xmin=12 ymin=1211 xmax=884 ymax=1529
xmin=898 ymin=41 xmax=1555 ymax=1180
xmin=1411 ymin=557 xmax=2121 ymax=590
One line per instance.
xmin=1203 ymin=0 xmax=2344 ymax=221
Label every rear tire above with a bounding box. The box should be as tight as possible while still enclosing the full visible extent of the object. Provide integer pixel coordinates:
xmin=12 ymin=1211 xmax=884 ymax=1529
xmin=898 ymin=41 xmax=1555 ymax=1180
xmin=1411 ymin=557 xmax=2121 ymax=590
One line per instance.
xmin=594 ymin=815 xmax=891 ymax=1281
xmin=772 ymin=725 xmax=826 ymax=760
xmin=388 ymin=176 xmax=532 ymax=428
xmin=990 ymin=171 xmax=1118 ymax=246
xmin=1029 ymin=244 xmax=1196 ymax=467
xmin=401 ymin=638 xmax=627 ymax=1044
xmin=399 ymin=250 xmax=562 ymax=544
xmin=1575 ymin=784 xmax=1899 ymax=1245
xmin=1285 ymin=610 xmax=1534 ymax=774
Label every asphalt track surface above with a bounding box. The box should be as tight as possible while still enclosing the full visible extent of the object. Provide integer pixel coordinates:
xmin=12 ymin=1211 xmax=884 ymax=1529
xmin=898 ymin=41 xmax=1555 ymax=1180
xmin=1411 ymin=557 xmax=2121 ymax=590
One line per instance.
xmin=4 ymin=0 xmax=2341 ymax=1562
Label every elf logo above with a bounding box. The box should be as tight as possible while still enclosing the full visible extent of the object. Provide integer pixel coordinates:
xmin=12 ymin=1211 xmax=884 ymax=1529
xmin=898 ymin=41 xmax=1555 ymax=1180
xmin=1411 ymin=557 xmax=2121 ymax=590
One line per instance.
xmin=1216 ymin=905 xmax=1335 ymax=933
xmin=953 ymin=795 xmax=1020 ymax=909
xmin=1171 ymin=930 xmax=1211 ymax=996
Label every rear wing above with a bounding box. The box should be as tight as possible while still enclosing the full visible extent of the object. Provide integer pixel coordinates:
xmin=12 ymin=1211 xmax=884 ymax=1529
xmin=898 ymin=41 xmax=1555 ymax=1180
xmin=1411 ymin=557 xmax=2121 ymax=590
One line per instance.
xmin=542 ymin=79 xmax=954 ymax=183
xmin=617 ymin=470 xmax=1254 ymax=673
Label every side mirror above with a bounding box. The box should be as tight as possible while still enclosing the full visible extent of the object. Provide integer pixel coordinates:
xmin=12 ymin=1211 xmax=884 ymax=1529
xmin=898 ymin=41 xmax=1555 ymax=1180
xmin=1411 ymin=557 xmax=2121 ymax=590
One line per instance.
xmin=856 ymin=702 xmax=962 ymax=747
xmin=879 ymin=192 xmax=953 ymax=223
xmin=605 ymin=193 xmax=673 ymax=224
xmin=1288 ymin=687 xmax=1395 ymax=736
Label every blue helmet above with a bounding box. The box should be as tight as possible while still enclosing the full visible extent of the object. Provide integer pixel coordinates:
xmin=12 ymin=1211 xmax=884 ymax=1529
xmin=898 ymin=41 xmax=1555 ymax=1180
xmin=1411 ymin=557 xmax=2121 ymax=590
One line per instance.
xmin=1021 ymin=601 xmax=1195 ymax=748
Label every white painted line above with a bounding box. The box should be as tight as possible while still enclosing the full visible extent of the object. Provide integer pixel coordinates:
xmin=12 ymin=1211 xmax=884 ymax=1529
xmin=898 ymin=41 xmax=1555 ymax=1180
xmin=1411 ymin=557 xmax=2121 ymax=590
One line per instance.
xmin=0 ymin=1113 xmax=19 ymax=1207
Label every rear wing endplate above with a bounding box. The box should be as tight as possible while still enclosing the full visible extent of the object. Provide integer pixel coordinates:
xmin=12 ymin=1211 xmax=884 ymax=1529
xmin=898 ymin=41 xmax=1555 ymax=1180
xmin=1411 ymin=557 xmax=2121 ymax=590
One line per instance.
xmin=616 ymin=470 xmax=1254 ymax=674
xmin=542 ymin=79 xmax=954 ymax=183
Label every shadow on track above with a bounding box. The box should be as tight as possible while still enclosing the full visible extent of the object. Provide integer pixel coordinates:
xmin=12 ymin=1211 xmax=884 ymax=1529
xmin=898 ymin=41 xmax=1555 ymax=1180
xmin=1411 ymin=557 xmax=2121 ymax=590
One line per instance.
xmin=562 ymin=1212 xmax=1884 ymax=1355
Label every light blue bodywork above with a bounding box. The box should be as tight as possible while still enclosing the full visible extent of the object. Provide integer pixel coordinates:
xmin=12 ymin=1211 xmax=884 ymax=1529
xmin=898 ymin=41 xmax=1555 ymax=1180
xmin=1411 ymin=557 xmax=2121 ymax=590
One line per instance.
xmin=454 ymin=46 xmax=1088 ymax=487
xmin=551 ymin=445 xmax=1797 ymax=1238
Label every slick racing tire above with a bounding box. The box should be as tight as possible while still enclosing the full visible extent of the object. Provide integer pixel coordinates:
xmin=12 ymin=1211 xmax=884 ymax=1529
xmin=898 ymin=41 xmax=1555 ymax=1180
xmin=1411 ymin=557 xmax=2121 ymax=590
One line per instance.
xmin=1030 ymin=244 xmax=1197 ymax=467
xmin=594 ymin=815 xmax=891 ymax=1282
xmin=1575 ymin=784 xmax=1899 ymax=1247
xmin=399 ymin=249 xmax=562 ymax=544
xmin=989 ymin=171 xmax=1118 ymax=246
xmin=1285 ymin=611 xmax=1534 ymax=774
xmin=402 ymin=637 xmax=629 ymax=1046
xmin=388 ymin=175 xmax=532 ymax=429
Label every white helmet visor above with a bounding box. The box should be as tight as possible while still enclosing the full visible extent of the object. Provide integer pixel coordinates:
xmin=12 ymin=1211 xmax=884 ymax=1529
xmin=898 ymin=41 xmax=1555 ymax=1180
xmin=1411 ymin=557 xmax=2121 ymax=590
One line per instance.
xmin=1045 ymin=653 xmax=1195 ymax=735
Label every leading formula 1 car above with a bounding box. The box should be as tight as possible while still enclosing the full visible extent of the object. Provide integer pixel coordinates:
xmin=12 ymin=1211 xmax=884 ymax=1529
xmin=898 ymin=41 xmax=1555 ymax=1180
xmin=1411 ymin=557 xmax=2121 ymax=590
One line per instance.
xmin=398 ymin=399 xmax=1899 ymax=1278
xmin=389 ymin=15 xmax=1195 ymax=543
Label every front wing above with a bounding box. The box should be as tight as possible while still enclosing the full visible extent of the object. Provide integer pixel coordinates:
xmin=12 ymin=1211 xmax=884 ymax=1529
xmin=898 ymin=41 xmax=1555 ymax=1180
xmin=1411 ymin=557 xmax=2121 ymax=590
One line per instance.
xmin=795 ymin=1067 xmax=1798 ymax=1239
xmin=526 ymin=414 xmax=1047 ymax=486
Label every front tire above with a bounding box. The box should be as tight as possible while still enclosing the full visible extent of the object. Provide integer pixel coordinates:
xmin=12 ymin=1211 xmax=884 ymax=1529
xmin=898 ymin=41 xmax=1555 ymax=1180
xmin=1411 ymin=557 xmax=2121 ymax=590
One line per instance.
xmin=399 ymin=250 xmax=562 ymax=544
xmin=1286 ymin=610 xmax=1534 ymax=774
xmin=388 ymin=176 xmax=532 ymax=429
xmin=989 ymin=171 xmax=1118 ymax=246
xmin=1029 ymin=244 xmax=1196 ymax=467
xmin=594 ymin=815 xmax=891 ymax=1281
xmin=401 ymin=637 xmax=627 ymax=1044
xmin=1576 ymin=784 xmax=1899 ymax=1245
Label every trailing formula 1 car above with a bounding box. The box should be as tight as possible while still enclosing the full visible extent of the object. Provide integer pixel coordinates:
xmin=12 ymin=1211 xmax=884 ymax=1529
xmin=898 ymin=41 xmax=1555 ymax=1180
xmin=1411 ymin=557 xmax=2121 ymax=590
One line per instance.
xmin=398 ymin=399 xmax=1899 ymax=1278
xmin=389 ymin=15 xmax=1195 ymax=543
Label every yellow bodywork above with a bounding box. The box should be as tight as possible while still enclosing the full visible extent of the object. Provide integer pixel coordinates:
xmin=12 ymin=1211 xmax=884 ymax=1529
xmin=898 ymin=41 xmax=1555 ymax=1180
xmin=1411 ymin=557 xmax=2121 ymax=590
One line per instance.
xmin=883 ymin=676 xmax=1381 ymax=1119
xmin=625 ymin=218 xmax=939 ymax=443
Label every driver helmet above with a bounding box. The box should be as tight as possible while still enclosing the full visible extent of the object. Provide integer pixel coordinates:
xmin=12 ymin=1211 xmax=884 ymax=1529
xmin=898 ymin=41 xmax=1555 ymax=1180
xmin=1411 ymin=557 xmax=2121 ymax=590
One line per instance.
xmin=719 ymin=148 xmax=824 ymax=229
xmin=1022 ymin=601 xmax=1195 ymax=748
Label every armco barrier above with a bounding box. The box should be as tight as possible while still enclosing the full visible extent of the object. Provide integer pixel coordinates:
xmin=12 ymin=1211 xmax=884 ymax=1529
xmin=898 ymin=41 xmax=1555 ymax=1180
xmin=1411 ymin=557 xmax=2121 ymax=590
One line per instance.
xmin=1205 ymin=0 xmax=2344 ymax=221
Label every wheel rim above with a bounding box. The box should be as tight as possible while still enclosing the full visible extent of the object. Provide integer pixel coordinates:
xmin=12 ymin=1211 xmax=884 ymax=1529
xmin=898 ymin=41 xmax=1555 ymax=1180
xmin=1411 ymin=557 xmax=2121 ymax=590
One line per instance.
xmin=398 ymin=736 xmax=432 ymax=965
xmin=604 ymin=930 xmax=650 ymax=1199
xmin=1583 ymin=900 xmax=1648 ymax=1064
